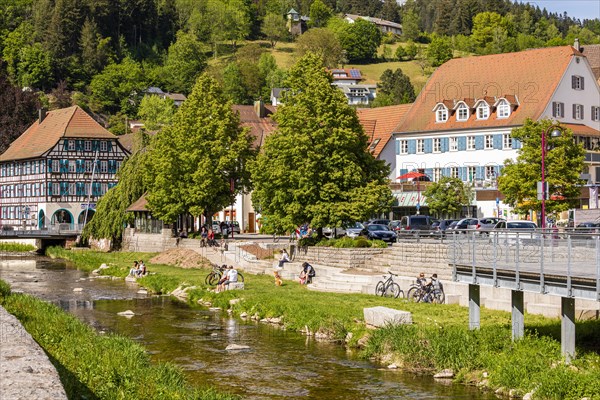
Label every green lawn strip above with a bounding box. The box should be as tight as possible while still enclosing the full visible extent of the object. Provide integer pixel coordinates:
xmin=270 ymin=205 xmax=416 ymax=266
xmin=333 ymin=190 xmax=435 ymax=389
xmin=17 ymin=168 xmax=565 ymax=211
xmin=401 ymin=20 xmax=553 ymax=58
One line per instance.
xmin=48 ymin=248 xmax=600 ymax=398
xmin=0 ymin=280 xmax=238 ymax=400
xmin=0 ymin=242 xmax=36 ymax=252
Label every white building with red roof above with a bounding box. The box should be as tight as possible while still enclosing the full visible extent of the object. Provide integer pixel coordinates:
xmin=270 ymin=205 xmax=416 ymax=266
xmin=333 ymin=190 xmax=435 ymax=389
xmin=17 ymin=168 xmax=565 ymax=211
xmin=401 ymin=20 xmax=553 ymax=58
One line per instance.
xmin=0 ymin=106 xmax=129 ymax=230
xmin=392 ymin=45 xmax=600 ymax=219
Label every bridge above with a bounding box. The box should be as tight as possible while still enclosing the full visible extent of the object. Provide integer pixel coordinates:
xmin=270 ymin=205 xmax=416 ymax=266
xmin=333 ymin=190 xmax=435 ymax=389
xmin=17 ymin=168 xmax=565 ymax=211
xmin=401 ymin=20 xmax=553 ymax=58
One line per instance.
xmin=0 ymin=224 xmax=82 ymax=249
xmin=450 ymin=230 xmax=600 ymax=362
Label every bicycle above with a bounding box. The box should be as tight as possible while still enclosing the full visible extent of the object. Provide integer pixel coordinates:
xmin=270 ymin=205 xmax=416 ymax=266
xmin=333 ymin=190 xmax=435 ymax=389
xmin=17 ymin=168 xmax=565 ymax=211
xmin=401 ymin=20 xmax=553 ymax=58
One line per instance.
xmin=375 ymin=271 xmax=404 ymax=298
xmin=205 ymin=264 xmax=245 ymax=286
xmin=407 ymin=281 xmax=445 ymax=304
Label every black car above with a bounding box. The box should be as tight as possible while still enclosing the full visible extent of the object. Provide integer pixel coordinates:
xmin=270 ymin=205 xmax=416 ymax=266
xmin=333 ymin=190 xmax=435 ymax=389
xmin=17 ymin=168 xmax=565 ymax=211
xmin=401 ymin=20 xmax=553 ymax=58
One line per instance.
xmin=360 ymin=224 xmax=397 ymax=243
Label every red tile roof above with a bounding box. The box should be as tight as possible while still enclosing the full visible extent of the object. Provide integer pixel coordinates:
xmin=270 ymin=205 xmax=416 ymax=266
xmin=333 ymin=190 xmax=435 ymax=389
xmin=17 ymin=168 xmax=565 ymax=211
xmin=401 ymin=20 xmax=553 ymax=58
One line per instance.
xmin=126 ymin=193 xmax=149 ymax=212
xmin=396 ymin=46 xmax=581 ymax=134
xmin=581 ymin=44 xmax=600 ymax=81
xmin=232 ymin=104 xmax=277 ymax=148
xmin=562 ymin=123 xmax=600 ymax=137
xmin=0 ymin=106 xmax=115 ymax=161
xmin=357 ymin=104 xmax=412 ymax=157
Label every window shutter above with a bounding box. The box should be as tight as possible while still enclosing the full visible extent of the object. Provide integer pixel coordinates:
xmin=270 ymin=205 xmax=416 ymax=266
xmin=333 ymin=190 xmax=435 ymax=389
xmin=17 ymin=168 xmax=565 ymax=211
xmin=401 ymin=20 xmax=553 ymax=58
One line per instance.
xmin=475 ymin=136 xmax=484 ymax=150
xmin=493 ymin=134 xmax=502 ymax=149
xmin=573 ymin=104 xmax=577 ymax=118
xmin=581 ymin=106 xmax=584 ymax=119
xmin=47 ymin=182 xmax=52 ymax=196
xmin=63 ymin=139 xmax=68 ymax=148
xmin=581 ymin=77 xmax=584 ymax=90
xmin=108 ymin=141 xmax=113 ymax=151
xmin=398 ymin=168 xmax=408 ymax=177
xmin=92 ymin=140 xmax=98 ymax=151
xmin=424 ymin=139 xmax=432 ymax=153
xmin=395 ymin=140 xmax=399 ymax=155
xmin=47 ymin=160 xmax=52 ymax=173
xmin=458 ymin=137 xmax=466 ymax=151
xmin=424 ymin=168 xmax=433 ymax=178
xmin=408 ymin=140 xmax=416 ymax=154
xmin=572 ymin=75 xmax=576 ymax=89
xmin=441 ymin=138 xmax=449 ymax=152
xmin=559 ymin=103 xmax=564 ymax=118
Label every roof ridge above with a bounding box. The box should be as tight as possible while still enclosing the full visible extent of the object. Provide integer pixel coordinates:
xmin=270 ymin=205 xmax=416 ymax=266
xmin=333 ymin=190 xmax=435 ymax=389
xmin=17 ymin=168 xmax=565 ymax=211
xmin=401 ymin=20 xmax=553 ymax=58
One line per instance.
xmin=61 ymin=106 xmax=79 ymax=138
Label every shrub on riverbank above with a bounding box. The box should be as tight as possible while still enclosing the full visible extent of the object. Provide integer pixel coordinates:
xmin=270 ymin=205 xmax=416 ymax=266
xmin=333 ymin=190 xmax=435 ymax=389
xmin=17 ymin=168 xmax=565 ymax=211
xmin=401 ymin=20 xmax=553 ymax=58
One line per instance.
xmin=0 ymin=280 xmax=239 ymax=400
xmin=0 ymin=242 xmax=36 ymax=252
xmin=49 ymin=248 xmax=600 ymax=398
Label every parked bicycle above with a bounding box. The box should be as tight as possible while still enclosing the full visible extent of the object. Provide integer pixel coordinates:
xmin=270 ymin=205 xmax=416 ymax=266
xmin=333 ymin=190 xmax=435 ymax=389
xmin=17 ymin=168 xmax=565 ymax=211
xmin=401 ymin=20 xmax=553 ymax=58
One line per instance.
xmin=375 ymin=271 xmax=404 ymax=298
xmin=205 ymin=264 xmax=245 ymax=286
xmin=407 ymin=280 xmax=445 ymax=304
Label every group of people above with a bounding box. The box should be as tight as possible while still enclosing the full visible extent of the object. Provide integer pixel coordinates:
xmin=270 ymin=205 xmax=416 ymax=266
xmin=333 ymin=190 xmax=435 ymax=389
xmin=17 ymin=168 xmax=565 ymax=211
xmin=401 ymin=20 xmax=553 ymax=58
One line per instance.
xmin=199 ymin=226 xmax=218 ymax=247
xmin=416 ymin=272 xmax=441 ymax=302
xmin=129 ymin=260 xmax=147 ymax=277
xmin=274 ymin=249 xmax=316 ymax=285
xmin=216 ymin=265 xmax=238 ymax=292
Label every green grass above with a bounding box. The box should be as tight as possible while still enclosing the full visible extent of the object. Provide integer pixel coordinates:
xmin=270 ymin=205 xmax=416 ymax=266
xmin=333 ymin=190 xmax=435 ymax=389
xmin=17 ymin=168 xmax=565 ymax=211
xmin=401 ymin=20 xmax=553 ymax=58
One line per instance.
xmin=47 ymin=248 xmax=600 ymax=398
xmin=0 ymin=242 xmax=36 ymax=252
xmin=0 ymin=281 xmax=239 ymax=400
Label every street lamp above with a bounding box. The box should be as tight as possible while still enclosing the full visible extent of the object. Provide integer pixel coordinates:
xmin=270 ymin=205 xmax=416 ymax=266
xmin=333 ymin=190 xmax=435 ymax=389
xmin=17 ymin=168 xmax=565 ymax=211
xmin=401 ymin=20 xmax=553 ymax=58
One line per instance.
xmin=541 ymin=124 xmax=563 ymax=229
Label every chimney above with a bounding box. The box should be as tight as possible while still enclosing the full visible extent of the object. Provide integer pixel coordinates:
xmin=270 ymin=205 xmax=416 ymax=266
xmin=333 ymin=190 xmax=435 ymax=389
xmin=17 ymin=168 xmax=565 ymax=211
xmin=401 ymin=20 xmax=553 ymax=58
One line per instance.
xmin=38 ymin=108 xmax=47 ymax=124
xmin=574 ymin=38 xmax=580 ymax=51
xmin=254 ymin=100 xmax=266 ymax=118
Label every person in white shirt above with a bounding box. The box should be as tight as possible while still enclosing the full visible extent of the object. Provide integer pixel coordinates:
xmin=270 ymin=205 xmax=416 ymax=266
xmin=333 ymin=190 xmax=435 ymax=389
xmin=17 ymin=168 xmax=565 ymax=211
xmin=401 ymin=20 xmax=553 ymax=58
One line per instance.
xmin=217 ymin=266 xmax=238 ymax=292
xmin=278 ymin=249 xmax=290 ymax=268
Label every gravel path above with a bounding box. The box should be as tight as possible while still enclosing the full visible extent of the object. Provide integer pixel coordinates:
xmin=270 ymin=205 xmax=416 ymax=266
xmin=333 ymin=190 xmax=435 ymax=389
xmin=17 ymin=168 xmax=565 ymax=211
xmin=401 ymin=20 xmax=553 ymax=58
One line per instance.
xmin=0 ymin=305 xmax=67 ymax=400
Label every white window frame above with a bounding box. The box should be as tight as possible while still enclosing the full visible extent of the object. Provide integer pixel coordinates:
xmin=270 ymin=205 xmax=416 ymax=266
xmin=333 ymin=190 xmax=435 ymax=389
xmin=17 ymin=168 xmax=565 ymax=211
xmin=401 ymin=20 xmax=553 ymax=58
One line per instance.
xmin=400 ymin=140 xmax=408 ymax=154
xmin=68 ymin=140 xmax=75 ymax=151
xmin=477 ymin=104 xmax=489 ymax=120
xmin=100 ymin=141 xmax=108 ymax=152
xmin=433 ymin=168 xmax=441 ymax=182
xmin=467 ymin=166 xmax=476 ymax=182
xmin=485 ymin=135 xmax=494 ymax=149
xmin=592 ymin=106 xmax=600 ymax=122
xmin=85 ymin=160 xmax=93 ymax=173
xmin=574 ymin=104 xmax=584 ymax=120
xmin=450 ymin=167 xmax=459 ymax=178
xmin=436 ymin=106 xmax=448 ymax=123
xmin=497 ymin=100 xmax=510 ymax=118
xmin=467 ymin=136 xmax=475 ymax=150
xmin=100 ymin=161 xmax=108 ymax=173
xmin=433 ymin=138 xmax=441 ymax=153
xmin=449 ymin=137 xmax=458 ymax=151
xmin=503 ymin=134 xmax=512 ymax=149
xmin=52 ymin=160 xmax=60 ymax=172
xmin=68 ymin=160 xmax=76 ymax=173
xmin=84 ymin=141 xmax=92 ymax=151
xmin=456 ymin=104 xmax=469 ymax=121
xmin=553 ymin=102 xmax=564 ymax=118
xmin=572 ymin=75 xmax=584 ymax=90
xmin=416 ymin=139 xmax=424 ymax=154
xmin=485 ymin=166 xmax=496 ymax=180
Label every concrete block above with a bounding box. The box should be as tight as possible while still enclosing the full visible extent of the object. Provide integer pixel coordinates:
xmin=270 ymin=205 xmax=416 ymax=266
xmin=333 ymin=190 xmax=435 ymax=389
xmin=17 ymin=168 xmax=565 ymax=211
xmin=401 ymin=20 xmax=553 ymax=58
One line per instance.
xmin=226 ymin=282 xmax=245 ymax=291
xmin=527 ymin=303 xmax=560 ymax=318
xmin=445 ymin=294 xmax=461 ymax=305
xmin=482 ymin=298 xmax=512 ymax=312
xmin=363 ymin=306 xmax=412 ymax=327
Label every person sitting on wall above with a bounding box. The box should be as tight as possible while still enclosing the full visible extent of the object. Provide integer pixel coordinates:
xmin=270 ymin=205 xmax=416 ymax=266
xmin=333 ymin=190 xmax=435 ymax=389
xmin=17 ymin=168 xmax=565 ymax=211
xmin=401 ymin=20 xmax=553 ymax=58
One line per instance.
xmin=207 ymin=229 xmax=216 ymax=246
xmin=299 ymin=262 xmax=316 ymax=284
xmin=200 ymin=226 xmax=208 ymax=247
xmin=217 ymin=265 xmax=238 ymax=292
xmin=278 ymin=249 xmax=290 ymax=268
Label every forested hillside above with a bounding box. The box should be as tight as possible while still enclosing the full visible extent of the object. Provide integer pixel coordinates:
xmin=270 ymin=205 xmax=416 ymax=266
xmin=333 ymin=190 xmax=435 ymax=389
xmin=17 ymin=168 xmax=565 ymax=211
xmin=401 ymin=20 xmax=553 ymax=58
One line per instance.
xmin=0 ymin=0 xmax=598 ymax=147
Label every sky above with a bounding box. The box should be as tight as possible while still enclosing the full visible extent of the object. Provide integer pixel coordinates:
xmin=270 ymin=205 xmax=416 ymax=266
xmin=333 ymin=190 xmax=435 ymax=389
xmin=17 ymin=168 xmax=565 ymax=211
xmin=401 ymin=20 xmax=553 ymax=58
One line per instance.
xmin=516 ymin=1 xmax=600 ymax=21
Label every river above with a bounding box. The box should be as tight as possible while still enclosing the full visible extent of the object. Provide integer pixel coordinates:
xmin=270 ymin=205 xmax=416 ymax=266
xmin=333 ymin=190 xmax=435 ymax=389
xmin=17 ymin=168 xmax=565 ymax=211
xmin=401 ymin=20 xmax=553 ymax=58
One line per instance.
xmin=0 ymin=256 xmax=495 ymax=399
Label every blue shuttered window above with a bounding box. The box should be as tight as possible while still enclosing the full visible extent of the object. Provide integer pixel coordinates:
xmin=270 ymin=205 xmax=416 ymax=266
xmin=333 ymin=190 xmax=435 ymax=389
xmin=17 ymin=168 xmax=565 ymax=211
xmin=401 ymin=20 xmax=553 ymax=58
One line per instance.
xmin=92 ymin=140 xmax=99 ymax=151
xmin=458 ymin=137 xmax=466 ymax=151
xmin=47 ymin=182 xmax=53 ymax=196
xmin=513 ymin=139 xmax=522 ymax=149
xmin=441 ymin=137 xmax=449 ymax=152
xmin=424 ymin=168 xmax=433 ymax=179
xmin=60 ymin=182 xmax=69 ymax=195
xmin=476 ymin=166 xmax=484 ymax=180
xmin=395 ymin=140 xmax=400 ymax=155
xmin=108 ymin=141 xmax=113 ymax=151
xmin=493 ymin=134 xmax=502 ymax=149
xmin=424 ymin=138 xmax=432 ymax=154
xmin=408 ymin=140 xmax=416 ymax=154
xmin=475 ymin=136 xmax=484 ymax=150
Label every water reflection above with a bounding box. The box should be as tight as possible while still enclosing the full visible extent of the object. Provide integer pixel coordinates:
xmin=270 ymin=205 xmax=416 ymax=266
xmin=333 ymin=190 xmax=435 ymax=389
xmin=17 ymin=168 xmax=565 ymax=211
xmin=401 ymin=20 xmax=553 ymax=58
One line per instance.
xmin=0 ymin=258 xmax=494 ymax=399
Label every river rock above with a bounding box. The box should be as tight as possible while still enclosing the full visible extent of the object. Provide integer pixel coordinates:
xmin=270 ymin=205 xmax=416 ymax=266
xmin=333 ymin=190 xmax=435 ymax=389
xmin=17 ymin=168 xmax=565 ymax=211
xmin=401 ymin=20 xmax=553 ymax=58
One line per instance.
xmin=363 ymin=306 xmax=412 ymax=328
xmin=137 ymin=289 xmax=148 ymax=295
xmin=229 ymin=299 xmax=241 ymax=306
xmin=387 ymin=364 xmax=398 ymax=369
xmin=269 ymin=317 xmax=282 ymax=324
xmin=209 ymin=307 xmax=222 ymax=312
xmin=210 ymin=333 xmax=218 ymax=337
xmin=356 ymin=334 xmax=370 ymax=348
xmin=240 ymin=312 xmax=248 ymax=318
xmin=523 ymin=391 xmax=534 ymax=400
xmin=509 ymin=389 xmax=520 ymax=398
xmin=73 ymin=288 xmax=83 ymax=292
xmin=117 ymin=310 xmax=135 ymax=317
xmin=433 ymin=369 xmax=454 ymax=379
xmin=225 ymin=344 xmax=250 ymax=351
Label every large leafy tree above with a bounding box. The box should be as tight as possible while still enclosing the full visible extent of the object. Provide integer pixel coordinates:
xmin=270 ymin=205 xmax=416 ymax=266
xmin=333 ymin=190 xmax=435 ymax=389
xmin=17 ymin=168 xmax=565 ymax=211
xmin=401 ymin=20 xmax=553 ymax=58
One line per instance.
xmin=498 ymin=119 xmax=585 ymax=216
xmin=249 ymin=52 xmax=392 ymax=233
xmin=82 ymin=133 xmax=150 ymax=244
xmin=261 ymin=12 xmax=288 ymax=48
xmin=137 ymin=95 xmax=175 ymax=131
xmin=426 ymin=35 xmax=453 ymax=67
xmin=145 ymin=75 xmax=255 ymax=224
xmin=337 ymin=18 xmax=382 ymax=62
xmin=423 ymin=177 xmax=471 ymax=218
xmin=163 ymin=30 xmax=207 ymax=94
xmin=0 ymin=67 xmax=40 ymax=154
xmin=371 ymin=68 xmax=415 ymax=107
xmin=295 ymin=28 xmax=343 ymax=69
xmin=88 ymin=57 xmax=146 ymax=114
xmin=308 ymin=0 xmax=333 ymax=28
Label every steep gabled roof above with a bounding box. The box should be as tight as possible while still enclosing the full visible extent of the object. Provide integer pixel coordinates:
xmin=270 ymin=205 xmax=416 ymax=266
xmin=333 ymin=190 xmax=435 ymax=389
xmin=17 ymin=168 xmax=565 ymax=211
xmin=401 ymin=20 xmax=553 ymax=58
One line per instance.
xmin=396 ymin=46 xmax=581 ymax=134
xmin=581 ymin=44 xmax=600 ymax=81
xmin=232 ymin=104 xmax=277 ymax=148
xmin=126 ymin=193 xmax=149 ymax=212
xmin=357 ymin=104 xmax=412 ymax=157
xmin=0 ymin=106 xmax=116 ymax=161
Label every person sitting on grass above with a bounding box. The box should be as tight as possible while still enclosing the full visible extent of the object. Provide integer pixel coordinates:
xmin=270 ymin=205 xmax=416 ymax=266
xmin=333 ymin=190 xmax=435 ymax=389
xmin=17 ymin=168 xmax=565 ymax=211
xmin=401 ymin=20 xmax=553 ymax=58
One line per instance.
xmin=217 ymin=265 xmax=238 ymax=292
xmin=136 ymin=260 xmax=147 ymax=277
xmin=299 ymin=262 xmax=315 ymax=285
xmin=129 ymin=260 xmax=139 ymax=276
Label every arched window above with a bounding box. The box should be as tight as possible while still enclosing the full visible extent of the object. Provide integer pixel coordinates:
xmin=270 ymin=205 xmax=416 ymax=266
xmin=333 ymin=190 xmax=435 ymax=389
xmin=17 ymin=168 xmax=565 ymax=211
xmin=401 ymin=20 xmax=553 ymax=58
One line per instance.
xmin=497 ymin=99 xmax=511 ymax=118
xmin=456 ymin=103 xmax=469 ymax=121
xmin=477 ymin=103 xmax=490 ymax=120
xmin=435 ymin=105 xmax=448 ymax=122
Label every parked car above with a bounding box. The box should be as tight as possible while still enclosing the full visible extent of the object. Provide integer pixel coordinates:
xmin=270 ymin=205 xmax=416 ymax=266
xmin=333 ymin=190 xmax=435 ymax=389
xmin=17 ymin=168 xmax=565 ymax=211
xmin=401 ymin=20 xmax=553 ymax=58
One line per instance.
xmin=360 ymin=224 xmax=397 ymax=243
xmin=227 ymin=221 xmax=241 ymax=234
xmin=211 ymin=221 xmax=221 ymax=234
xmin=366 ymin=219 xmax=391 ymax=226
xmin=451 ymin=218 xmax=479 ymax=233
xmin=397 ymin=215 xmax=435 ymax=237
xmin=389 ymin=220 xmax=402 ymax=232
xmin=345 ymin=222 xmax=365 ymax=238
xmin=492 ymin=220 xmax=538 ymax=244
xmin=429 ymin=219 xmax=458 ymax=237
xmin=323 ymin=226 xmax=346 ymax=238
xmin=474 ymin=217 xmax=505 ymax=235
xmin=570 ymin=221 xmax=600 ymax=239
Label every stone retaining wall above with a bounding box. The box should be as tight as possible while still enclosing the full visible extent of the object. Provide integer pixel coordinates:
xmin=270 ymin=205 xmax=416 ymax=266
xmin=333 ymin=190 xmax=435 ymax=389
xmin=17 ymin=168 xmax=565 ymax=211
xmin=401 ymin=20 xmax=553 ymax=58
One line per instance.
xmin=121 ymin=228 xmax=176 ymax=252
xmin=293 ymin=246 xmax=385 ymax=270
xmin=0 ymin=306 xmax=67 ymax=399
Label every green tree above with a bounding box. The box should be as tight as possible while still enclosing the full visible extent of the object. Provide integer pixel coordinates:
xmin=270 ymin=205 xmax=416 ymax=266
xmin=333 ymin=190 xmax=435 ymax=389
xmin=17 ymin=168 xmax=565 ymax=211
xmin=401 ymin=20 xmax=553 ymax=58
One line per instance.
xmin=498 ymin=119 xmax=585 ymax=216
xmin=261 ymin=12 xmax=288 ymax=48
xmin=17 ymin=43 xmax=54 ymax=90
xmin=164 ymin=30 xmax=207 ymax=94
xmin=145 ymin=75 xmax=255 ymax=224
xmin=137 ymin=95 xmax=176 ymax=131
xmin=89 ymin=57 xmax=147 ymax=114
xmin=222 ymin=62 xmax=249 ymax=104
xmin=338 ymin=18 xmax=382 ymax=62
xmin=372 ymin=68 xmax=415 ymax=106
xmin=471 ymin=11 xmax=511 ymax=54
xmin=423 ymin=176 xmax=471 ymax=218
xmin=401 ymin=2 xmax=420 ymax=41
xmin=82 ymin=134 xmax=150 ymax=244
xmin=426 ymin=35 xmax=453 ymax=67
xmin=295 ymin=27 xmax=344 ymax=68
xmin=394 ymin=45 xmax=406 ymax=60
xmin=249 ymin=53 xmax=392 ymax=233
xmin=404 ymin=41 xmax=418 ymax=60
xmin=2 ymin=21 xmax=32 ymax=84
xmin=79 ymin=18 xmax=115 ymax=80
xmin=308 ymin=0 xmax=333 ymax=28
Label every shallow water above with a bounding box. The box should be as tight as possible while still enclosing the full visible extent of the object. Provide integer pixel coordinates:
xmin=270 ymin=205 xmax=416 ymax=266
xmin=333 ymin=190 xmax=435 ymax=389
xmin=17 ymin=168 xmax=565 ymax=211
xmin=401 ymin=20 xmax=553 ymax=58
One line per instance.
xmin=0 ymin=257 xmax=495 ymax=399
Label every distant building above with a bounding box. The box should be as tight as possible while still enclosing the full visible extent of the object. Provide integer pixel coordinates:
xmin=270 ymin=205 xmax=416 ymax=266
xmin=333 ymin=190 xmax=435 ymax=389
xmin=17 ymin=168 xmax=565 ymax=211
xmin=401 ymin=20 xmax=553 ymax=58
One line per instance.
xmin=287 ymin=8 xmax=308 ymax=36
xmin=270 ymin=88 xmax=289 ymax=106
xmin=330 ymin=69 xmax=377 ymax=105
xmin=0 ymin=106 xmax=129 ymax=230
xmin=143 ymin=87 xmax=187 ymax=107
xmin=344 ymin=14 xmax=402 ymax=36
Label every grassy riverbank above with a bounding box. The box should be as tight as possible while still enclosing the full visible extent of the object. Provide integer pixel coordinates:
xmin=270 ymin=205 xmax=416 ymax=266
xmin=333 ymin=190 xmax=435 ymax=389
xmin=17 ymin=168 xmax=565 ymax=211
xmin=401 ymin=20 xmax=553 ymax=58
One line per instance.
xmin=0 ymin=242 xmax=36 ymax=252
xmin=47 ymin=247 xmax=600 ymax=399
xmin=0 ymin=280 xmax=238 ymax=400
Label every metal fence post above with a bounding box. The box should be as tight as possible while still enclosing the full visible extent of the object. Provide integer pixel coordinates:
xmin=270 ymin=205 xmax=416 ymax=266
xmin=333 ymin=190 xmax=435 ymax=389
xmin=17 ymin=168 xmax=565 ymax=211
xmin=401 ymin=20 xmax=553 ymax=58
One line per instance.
xmin=540 ymin=230 xmax=545 ymax=294
xmin=493 ymin=231 xmax=498 ymax=287
xmin=596 ymin=235 xmax=600 ymax=302
xmin=471 ymin=232 xmax=476 ymax=284
xmin=515 ymin=232 xmax=520 ymax=290
xmin=567 ymin=235 xmax=572 ymax=297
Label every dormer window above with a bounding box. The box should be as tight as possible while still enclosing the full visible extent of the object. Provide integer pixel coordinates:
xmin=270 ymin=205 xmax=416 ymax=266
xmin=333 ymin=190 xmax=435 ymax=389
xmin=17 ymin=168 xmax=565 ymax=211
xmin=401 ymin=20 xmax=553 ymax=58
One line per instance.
xmin=456 ymin=104 xmax=469 ymax=121
xmin=477 ymin=104 xmax=490 ymax=120
xmin=497 ymin=99 xmax=511 ymax=118
xmin=435 ymin=105 xmax=448 ymax=122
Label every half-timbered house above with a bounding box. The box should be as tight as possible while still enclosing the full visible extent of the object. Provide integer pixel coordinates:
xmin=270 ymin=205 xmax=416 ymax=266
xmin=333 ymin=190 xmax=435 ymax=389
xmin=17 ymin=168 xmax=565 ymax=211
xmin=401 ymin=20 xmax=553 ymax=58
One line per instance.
xmin=0 ymin=106 xmax=129 ymax=231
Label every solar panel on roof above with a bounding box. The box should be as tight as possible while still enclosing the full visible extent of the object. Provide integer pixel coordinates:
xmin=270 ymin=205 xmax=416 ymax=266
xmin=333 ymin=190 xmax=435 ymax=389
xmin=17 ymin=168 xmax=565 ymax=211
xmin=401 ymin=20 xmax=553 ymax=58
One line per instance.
xmin=349 ymin=69 xmax=361 ymax=78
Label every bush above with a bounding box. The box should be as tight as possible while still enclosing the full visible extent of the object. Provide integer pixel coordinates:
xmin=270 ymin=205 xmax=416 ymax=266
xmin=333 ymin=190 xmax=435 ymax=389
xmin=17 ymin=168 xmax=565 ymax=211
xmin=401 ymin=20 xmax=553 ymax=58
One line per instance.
xmin=0 ymin=242 xmax=36 ymax=252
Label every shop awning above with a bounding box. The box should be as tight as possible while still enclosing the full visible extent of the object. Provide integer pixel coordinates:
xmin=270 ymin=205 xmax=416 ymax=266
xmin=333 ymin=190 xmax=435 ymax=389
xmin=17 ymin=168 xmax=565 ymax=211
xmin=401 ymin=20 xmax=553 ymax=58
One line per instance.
xmin=393 ymin=192 xmax=428 ymax=207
